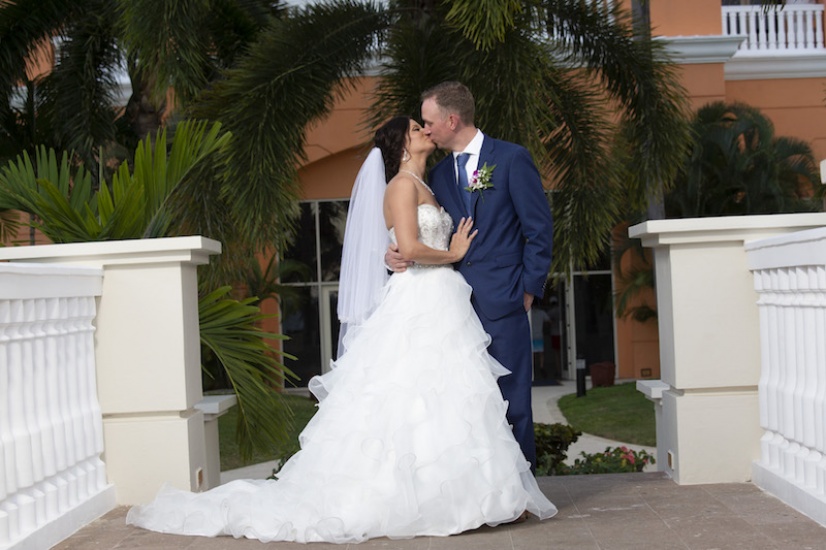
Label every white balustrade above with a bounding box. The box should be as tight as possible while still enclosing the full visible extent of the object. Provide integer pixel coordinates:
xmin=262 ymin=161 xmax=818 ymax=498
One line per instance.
xmin=723 ymin=4 xmax=825 ymax=55
xmin=746 ymin=226 xmax=826 ymax=527
xmin=630 ymin=213 xmax=826 ymax=485
xmin=0 ymin=263 xmax=115 ymax=550
xmin=0 ymin=236 xmax=224 ymax=509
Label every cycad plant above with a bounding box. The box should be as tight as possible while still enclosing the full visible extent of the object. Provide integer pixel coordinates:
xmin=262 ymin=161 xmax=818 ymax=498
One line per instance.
xmin=0 ymin=120 xmax=298 ymax=460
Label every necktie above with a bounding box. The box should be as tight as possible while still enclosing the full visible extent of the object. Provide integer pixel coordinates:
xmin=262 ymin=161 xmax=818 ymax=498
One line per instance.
xmin=456 ymin=153 xmax=471 ymax=215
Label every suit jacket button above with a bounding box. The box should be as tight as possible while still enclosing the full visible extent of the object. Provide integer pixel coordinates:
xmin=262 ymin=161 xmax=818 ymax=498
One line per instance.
xmin=466 ymin=261 xmax=472 ymax=266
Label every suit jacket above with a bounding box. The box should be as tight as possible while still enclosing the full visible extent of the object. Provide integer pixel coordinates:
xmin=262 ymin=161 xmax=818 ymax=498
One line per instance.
xmin=430 ymin=135 xmax=554 ymax=320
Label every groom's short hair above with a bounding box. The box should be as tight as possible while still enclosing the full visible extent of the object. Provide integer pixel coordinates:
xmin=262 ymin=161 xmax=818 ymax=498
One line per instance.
xmin=421 ymin=81 xmax=475 ymax=126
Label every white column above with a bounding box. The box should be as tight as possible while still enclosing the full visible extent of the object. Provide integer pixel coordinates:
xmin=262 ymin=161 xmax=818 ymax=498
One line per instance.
xmin=0 ymin=237 xmax=222 ymax=505
xmin=629 ymin=213 xmax=826 ymax=484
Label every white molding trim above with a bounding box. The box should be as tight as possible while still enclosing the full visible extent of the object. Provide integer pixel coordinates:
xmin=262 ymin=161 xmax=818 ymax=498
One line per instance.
xmin=655 ymin=35 xmax=745 ymax=64
xmin=725 ymin=51 xmax=826 ymax=80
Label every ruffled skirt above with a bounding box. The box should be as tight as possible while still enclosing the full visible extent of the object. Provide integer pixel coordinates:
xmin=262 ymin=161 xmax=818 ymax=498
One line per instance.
xmin=126 ymin=267 xmax=557 ymax=543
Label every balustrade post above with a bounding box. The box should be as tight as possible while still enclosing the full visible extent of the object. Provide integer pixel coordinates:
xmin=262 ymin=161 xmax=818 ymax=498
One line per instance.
xmin=630 ymin=213 xmax=826 ymax=485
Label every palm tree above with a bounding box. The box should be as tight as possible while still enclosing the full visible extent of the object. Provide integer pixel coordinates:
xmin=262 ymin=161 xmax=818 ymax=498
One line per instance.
xmin=186 ymin=0 xmax=691 ymax=271
xmin=1 ymin=0 xmax=690 ymax=271
xmin=1 ymin=0 xmax=693 ymax=454
xmin=665 ymin=101 xmax=821 ymax=218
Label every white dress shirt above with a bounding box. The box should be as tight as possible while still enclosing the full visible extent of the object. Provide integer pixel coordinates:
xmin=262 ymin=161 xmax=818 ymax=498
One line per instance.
xmin=454 ymin=129 xmax=485 ymax=187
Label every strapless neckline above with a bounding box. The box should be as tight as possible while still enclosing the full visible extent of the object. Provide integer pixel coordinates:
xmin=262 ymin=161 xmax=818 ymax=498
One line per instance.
xmin=388 ymin=205 xmax=453 ymax=259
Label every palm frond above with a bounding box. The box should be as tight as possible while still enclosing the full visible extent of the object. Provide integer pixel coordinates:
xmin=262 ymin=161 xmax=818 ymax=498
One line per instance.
xmin=0 ymin=208 xmax=22 ymax=244
xmin=444 ymin=0 xmax=523 ymax=51
xmin=666 ymin=101 xmax=821 ymax=217
xmin=36 ymin=0 xmax=123 ymax=168
xmin=0 ymin=120 xmax=231 ymax=242
xmin=543 ymin=0 xmax=691 ymax=206
xmin=119 ymin=0 xmax=214 ymax=105
xmin=0 ymin=0 xmax=72 ymax=118
xmin=192 ymin=0 xmax=388 ymax=254
xmin=198 ymin=285 xmax=298 ymax=460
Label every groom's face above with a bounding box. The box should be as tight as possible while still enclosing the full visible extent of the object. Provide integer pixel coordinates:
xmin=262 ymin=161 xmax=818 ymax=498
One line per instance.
xmin=421 ymin=98 xmax=453 ymax=151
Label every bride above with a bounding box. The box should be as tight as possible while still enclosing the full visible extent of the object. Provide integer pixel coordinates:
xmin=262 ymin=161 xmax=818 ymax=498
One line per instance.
xmin=126 ymin=116 xmax=557 ymax=544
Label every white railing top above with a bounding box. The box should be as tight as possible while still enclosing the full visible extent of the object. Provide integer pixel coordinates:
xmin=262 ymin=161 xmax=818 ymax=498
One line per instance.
xmin=746 ymin=225 xmax=826 ymax=271
xmin=629 ymin=213 xmax=826 ymax=245
xmin=723 ymin=3 xmax=825 ymax=55
xmin=0 ymin=235 xmax=222 ymax=266
xmin=0 ymin=262 xmax=103 ymax=299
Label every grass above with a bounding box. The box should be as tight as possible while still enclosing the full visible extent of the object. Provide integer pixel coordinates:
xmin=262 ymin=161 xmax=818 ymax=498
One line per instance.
xmin=218 ymin=393 xmax=318 ymax=472
xmin=557 ymin=382 xmax=656 ymax=446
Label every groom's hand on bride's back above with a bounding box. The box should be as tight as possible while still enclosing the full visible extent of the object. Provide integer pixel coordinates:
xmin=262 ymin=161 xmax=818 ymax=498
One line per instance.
xmin=386 ymin=244 xmax=413 ymax=273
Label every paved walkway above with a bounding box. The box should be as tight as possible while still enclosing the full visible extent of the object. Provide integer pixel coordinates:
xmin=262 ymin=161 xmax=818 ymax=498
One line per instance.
xmin=54 ymin=382 xmax=826 ymax=549
xmin=55 ymin=474 xmax=826 ymax=549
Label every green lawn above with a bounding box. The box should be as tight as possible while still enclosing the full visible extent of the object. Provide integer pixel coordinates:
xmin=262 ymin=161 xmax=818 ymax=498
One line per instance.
xmin=218 ymin=393 xmax=319 ymax=472
xmin=557 ymin=382 xmax=656 ymax=446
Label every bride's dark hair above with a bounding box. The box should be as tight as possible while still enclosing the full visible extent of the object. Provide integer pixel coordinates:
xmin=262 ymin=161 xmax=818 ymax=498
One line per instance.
xmin=374 ymin=116 xmax=411 ymax=181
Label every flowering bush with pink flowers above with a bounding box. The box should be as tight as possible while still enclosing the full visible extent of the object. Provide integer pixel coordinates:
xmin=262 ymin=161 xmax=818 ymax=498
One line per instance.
xmin=559 ymin=446 xmax=656 ymax=475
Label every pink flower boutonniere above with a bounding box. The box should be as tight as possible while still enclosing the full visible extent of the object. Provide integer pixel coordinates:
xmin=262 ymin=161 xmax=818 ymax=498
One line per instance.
xmin=465 ymin=162 xmax=495 ymax=198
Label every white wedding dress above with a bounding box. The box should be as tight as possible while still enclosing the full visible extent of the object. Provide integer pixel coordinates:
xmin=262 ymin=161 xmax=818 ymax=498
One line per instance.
xmin=126 ymin=204 xmax=557 ymax=544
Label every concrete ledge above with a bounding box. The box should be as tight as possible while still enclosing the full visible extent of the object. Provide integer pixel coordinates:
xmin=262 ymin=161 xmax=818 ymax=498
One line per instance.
xmin=5 ymin=485 xmax=116 ymax=550
xmin=195 ymin=394 xmax=238 ymax=419
xmin=637 ymin=379 xmax=670 ymax=401
xmin=0 ymin=235 xmax=221 ymax=267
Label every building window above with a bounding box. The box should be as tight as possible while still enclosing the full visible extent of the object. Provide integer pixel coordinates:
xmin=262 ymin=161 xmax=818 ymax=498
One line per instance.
xmin=280 ymin=200 xmax=348 ymax=386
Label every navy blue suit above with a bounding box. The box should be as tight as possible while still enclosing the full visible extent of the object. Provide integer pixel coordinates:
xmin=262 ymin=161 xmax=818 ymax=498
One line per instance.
xmin=429 ymin=135 xmax=554 ymax=470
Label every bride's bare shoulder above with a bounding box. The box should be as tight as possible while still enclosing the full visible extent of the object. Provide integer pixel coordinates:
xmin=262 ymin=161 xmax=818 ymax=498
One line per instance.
xmin=385 ymin=175 xmax=417 ymax=199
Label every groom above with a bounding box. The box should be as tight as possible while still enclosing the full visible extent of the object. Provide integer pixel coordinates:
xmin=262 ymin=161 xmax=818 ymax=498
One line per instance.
xmin=388 ymin=81 xmax=554 ymax=471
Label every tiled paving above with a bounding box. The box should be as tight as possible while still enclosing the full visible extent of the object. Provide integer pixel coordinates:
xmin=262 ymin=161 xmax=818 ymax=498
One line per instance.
xmin=55 ymin=472 xmax=826 ymax=550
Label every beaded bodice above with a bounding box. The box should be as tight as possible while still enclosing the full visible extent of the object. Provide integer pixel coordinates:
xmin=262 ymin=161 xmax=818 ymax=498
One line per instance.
xmin=389 ymin=204 xmax=453 ymax=256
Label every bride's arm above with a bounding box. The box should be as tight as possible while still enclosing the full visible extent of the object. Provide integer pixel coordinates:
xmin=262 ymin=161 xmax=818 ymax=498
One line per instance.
xmin=384 ymin=177 xmax=476 ymax=265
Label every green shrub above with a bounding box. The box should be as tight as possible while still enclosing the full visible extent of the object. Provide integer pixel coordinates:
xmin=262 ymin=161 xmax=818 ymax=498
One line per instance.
xmin=534 ymin=422 xmax=581 ymax=476
xmin=558 ymin=446 xmax=656 ymax=475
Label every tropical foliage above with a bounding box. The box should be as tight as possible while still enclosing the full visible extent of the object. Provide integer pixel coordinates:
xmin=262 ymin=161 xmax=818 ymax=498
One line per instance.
xmin=615 ymin=101 xmax=822 ymax=322
xmin=665 ymin=101 xmax=821 ymax=218
xmin=0 ymin=121 xmax=298 ymax=459
xmin=1 ymin=0 xmax=691 ymax=273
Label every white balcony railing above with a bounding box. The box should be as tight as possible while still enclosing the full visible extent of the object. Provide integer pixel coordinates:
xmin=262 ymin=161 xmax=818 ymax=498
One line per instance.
xmin=746 ymin=226 xmax=826 ymax=527
xmin=0 ymin=263 xmax=115 ymax=550
xmin=723 ymin=4 xmax=825 ymax=55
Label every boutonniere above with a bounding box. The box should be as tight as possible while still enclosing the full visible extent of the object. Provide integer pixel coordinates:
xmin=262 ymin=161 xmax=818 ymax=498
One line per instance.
xmin=465 ymin=162 xmax=496 ymax=197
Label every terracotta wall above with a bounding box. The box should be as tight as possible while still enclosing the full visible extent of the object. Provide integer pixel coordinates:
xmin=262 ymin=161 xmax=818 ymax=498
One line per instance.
xmin=650 ymin=0 xmax=722 ymax=36
xmin=300 ymin=78 xmax=379 ymax=201
xmin=725 ymin=78 xmax=826 ymax=159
